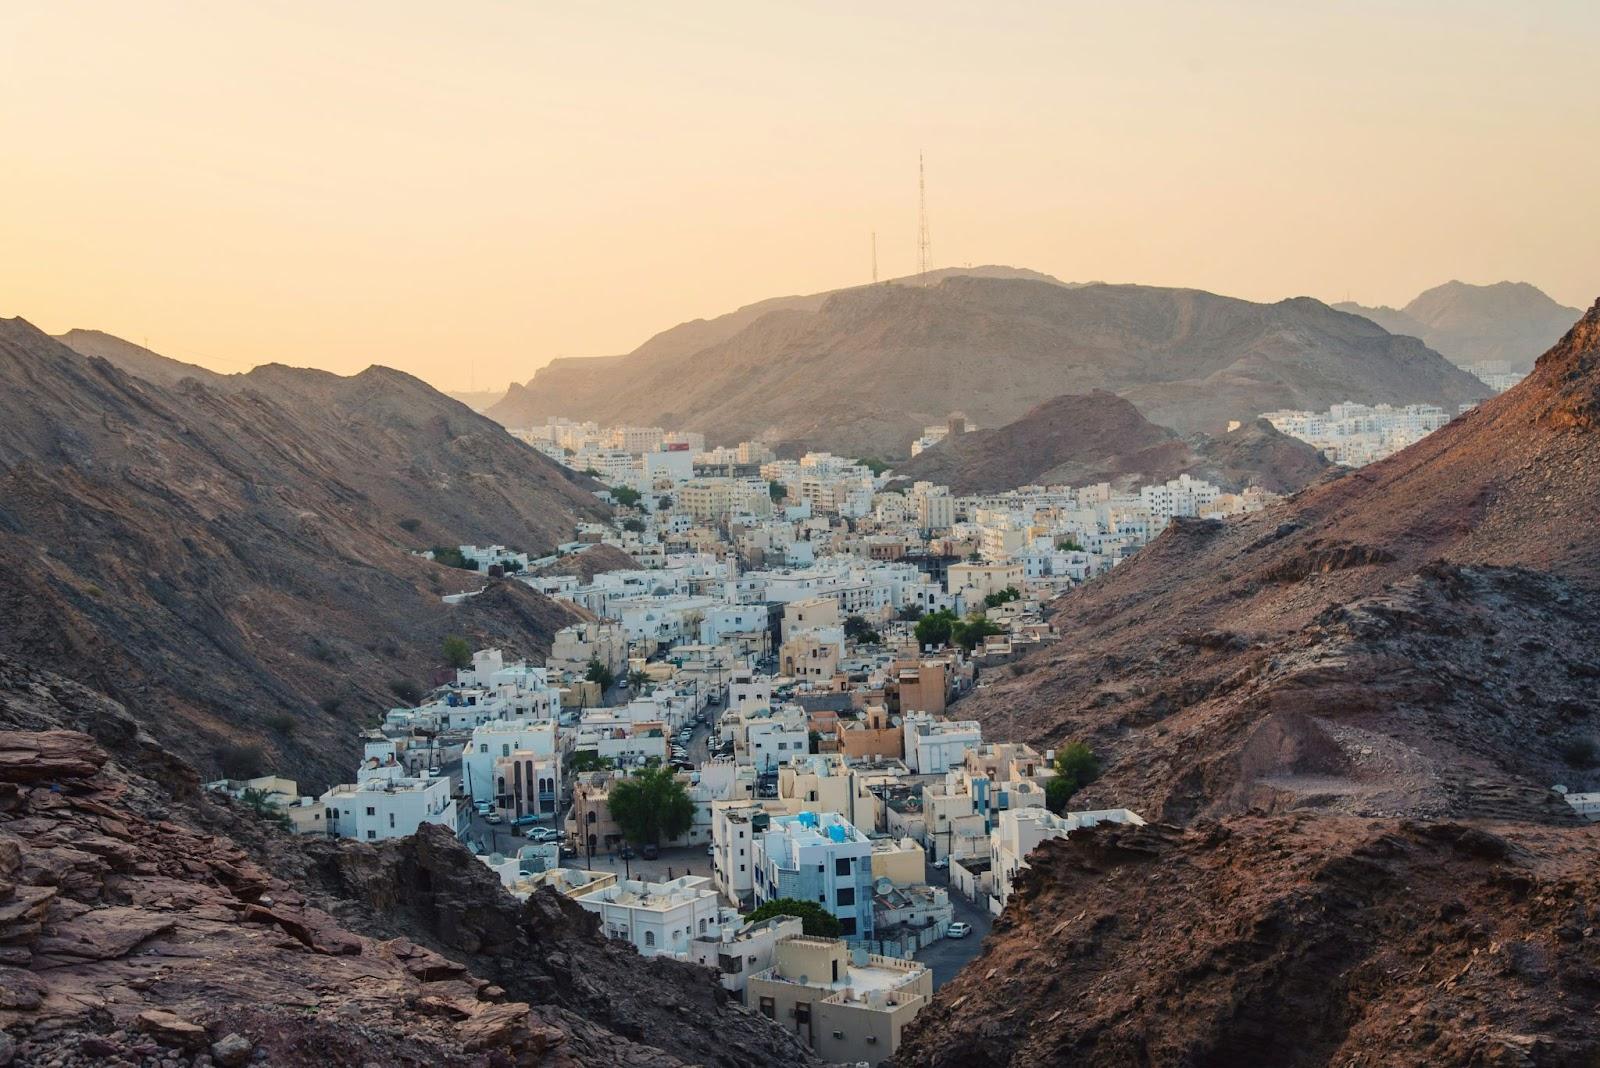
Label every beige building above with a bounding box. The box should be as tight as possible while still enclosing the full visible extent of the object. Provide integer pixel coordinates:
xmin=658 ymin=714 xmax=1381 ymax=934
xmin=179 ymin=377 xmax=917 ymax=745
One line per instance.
xmin=890 ymin=659 xmax=948 ymax=716
xmin=780 ymin=633 xmax=841 ymax=682
xmin=838 ymin=705 xmax=905 ymax=761
xmin=869 ymin=836 xmax=927 ymax=886
xmin=946 ymin=561 xmax=1024 ymax=601
xmin=748 ymin=936 xmax=932 ymax=1064
xmin=782 ymin=596 xmax=841 ymax=642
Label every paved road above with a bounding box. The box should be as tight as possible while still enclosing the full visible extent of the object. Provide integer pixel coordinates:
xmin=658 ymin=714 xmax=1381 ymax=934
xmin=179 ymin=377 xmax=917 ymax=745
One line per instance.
xmin=914 ymin=866 xmax=994 ymax=988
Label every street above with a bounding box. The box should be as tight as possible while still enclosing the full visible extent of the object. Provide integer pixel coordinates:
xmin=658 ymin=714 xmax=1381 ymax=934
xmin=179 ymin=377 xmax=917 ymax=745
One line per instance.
xmin=914 ymin=864 xmax=994 ymax=988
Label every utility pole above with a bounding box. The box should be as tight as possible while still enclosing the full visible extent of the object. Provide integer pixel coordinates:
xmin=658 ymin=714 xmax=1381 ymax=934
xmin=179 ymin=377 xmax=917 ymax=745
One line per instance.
xmin=917 ymin=153 xmax=931 ymax=283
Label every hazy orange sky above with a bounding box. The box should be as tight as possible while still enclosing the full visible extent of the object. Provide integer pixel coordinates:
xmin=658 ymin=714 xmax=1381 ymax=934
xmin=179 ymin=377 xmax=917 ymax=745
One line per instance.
xmin=4 ymin=2 xmax=1596 ymax=390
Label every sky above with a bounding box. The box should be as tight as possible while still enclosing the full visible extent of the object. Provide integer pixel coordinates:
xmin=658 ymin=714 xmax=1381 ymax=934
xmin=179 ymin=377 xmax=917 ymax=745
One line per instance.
xmin=3 ymin=1 xmax=1597 ymax=390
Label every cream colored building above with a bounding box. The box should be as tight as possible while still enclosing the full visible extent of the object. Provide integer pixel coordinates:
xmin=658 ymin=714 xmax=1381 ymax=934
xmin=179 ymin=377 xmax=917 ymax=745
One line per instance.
xmin=869 ymin=836 xmax=927 ymax=886
xmin=748 ymin=936 xmax=932 ymax=1064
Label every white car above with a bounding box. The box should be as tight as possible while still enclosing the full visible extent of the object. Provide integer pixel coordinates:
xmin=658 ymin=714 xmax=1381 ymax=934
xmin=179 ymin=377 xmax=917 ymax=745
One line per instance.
xmin=946 ymin=922 xmax=972 ymax=939
xmin=525 ymin=827 xmax=561 ymax=842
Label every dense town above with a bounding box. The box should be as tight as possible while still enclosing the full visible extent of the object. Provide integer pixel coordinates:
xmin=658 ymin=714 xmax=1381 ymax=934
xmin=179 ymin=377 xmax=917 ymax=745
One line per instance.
xmin=203 ymin=395 xmax=1577 ymax=1064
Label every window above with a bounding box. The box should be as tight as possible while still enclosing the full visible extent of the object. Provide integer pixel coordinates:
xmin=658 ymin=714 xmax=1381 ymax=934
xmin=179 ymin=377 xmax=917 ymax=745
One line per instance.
xmin=758 ymin=997 xmax=775 ymax=1019
xmin=699 ymin=918 xmax=707 ymax=933
xmin=644 ymin=931 xmax=655 ymax=948
xmin=866 ymin=1035 xmax=878 ymax=1045
xmin=838 ymin=917 xmax=856 ymax=936
xmin=835 ymin=857 xmax=851 ymax=876
xmin=365 ymin=807 xmax=375 ymax=817
xmin=366 ymin=830 xmax=375 ymax=840
xmin=389 ymin=814 xmax=395 ymax=828
xmin=836 ymin=887 xmax=854 ymax=907
xmin=479 ymin=743 xmax=488 ymax=753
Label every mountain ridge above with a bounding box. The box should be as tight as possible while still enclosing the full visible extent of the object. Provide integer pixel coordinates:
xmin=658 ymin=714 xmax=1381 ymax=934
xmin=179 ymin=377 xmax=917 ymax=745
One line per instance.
xmin=1 ymin=317 xmax=608 ymax=788
xmin=891 ymin=391 xmax=1334 ymax=495
xmin=1335 ymin=279 xmax=1581 ymax=371
xmin=489 ymin=274 xmax=1490 ymax=456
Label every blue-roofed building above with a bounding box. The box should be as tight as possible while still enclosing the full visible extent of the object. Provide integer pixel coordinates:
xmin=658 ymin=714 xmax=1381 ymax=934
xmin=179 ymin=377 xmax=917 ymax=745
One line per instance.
xmin=752 ymin=811 xmax=875 ymax=940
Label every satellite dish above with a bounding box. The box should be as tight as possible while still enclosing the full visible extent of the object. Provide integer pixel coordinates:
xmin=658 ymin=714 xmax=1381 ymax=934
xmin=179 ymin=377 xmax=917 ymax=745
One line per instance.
xmin=874 ymin=877 xmax=893 ymax=895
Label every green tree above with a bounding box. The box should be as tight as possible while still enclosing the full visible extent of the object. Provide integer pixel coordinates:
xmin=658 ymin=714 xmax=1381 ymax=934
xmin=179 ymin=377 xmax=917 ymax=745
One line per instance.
xmin=622 ymin=517 xmax=646 ymax=533
xmin=610 ymin=485 xmax=643 ymax=508
xmin=1057 ymin=538 xmax=1084 ymax=552
xmin=843 ymin=615 xmax=881 ymax=644
xmin=768 ymin=480 xmax=787 ymax=503
xmin=608 ymin=765 xmax=695 ymax=847
xmin=238 ymin=787 xmax=291 ymax=829
xmin=1045 ymin=742 xmax=1102 ymax=813
xmin=568 ymin=750 xmax=614 ymax=774
xmin=627 ymin=668 xmax=652 ymax=693
xmin=914 ymin=609 xmax=959 ymax=649
xmin=744 ymin=898 xmax=843 ymax=938
xmin=442 ymin=635 xmax=473 ymax=670
xmin=983 ymin=586 xmax=1021 ymax=609
xmin=585 ymin=658 xmax=616 ymax=690
xmin=951 ymin=613 xmax=1003 ymax=652
xmin=429 ymin=546 xmax=476 ymax=571
xmin=857 ymin=457 xmax=890 ymax=476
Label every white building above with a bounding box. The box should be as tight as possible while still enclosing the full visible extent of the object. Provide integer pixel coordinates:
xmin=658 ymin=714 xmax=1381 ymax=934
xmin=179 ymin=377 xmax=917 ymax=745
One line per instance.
xmin=572 ymin=874 xmax=729 ymax=957
xmin=753 ymin=811 xmax=876 ymax=939
xmin=688 ymin=915 xmax=806 ymax=1000
xmin=320 ymin=777 xmax=457 ymax=842
xmin=464 ymin=720 xmax=557 ymax=806
xmin=901 ymin=712 xmax=983 ymax=773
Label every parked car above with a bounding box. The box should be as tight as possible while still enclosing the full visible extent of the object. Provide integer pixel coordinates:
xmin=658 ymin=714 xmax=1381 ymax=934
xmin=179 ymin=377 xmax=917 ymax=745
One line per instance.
xmin=933 ymin=857 xmax=949 ymax=869
xmin=641 ymin=843 xmax=659 ymax=860
xmin=705 ymin=843 xmax=715 ymax=856
xmin=619 ymin=845 xmax=635 ymax=860
xmin=525 ymin=827 xmax=561 ymax=842
xmin=484 ymin=813 xmax=503 ymax=825
xmin=946 ymin=922 xmax=973 ymax=939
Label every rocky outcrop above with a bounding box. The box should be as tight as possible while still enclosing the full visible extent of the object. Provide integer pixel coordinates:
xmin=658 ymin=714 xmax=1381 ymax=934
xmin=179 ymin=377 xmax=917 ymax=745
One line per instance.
xmin=897 ymin=816 xmax=1600 ymax=1067
xmin=0 ymin=660 xmax=815 ymax=1067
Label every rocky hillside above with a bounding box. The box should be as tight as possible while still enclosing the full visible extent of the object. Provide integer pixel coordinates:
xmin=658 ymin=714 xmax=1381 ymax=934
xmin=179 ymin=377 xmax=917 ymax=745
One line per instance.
xmin=533 ymin=545 xmax=642 ymax=582
xmin=489 ymin=275 xmax=1489 ymax=456
xmin=898 ymin=816 xmax=1600 ymax=1068
xmin=0 ymin=318 xmax=609 ymax=788
xmin=896 ymin=299 xmax=1600 ymax=1064
xmin=891 ymin=392 xmax=1333 ymax=495
xmin=1336 ymin=280 xmax=1582 ymax=371
xmin=0 ymin=656 xmax=811 ymax=1066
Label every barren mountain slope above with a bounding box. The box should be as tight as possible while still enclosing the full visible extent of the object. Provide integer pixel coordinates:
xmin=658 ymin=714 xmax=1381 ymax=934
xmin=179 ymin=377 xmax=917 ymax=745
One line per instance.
xmin=1336 ymin=280 xmax=1582 ymax=371
xmin=0 ymin=318 xmax=607 ymax=787
xmin=954 ymin=298 xmax=1600 ymax=823
xmin=492 ymin=276 xmax=1488 ymax=456
xmin=891 ymin=393 xmax=1332 ymax=494
xmin=897 ymin=299 xmax=1600 ymax=1067
xmin=0 ymin=657 xmax=811 ymax=1067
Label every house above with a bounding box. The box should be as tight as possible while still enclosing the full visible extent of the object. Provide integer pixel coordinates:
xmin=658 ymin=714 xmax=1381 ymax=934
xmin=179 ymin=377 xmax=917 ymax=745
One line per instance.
xmin=463 ymin=720 xmax=557 ymax=807
xmin=753 ymin=812 xmax=875 ymax=940
xmin=320 ymin=776 xmax=456 ymax=842
xmin=712 ymin=799 xmax=788 ymax=909
xmin=688 ymin=915 xmax=805 ymax=1001
xmin=571 ymin=874 xmax=730 ymax=958
xmin=747 ymin=936 xmax=932 ymax=1064
xmin=901 ymin=712 xmax=982 ymax=773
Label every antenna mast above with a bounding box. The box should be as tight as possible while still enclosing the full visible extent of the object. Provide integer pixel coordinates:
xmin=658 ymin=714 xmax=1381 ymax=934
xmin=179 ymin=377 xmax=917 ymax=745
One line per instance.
xmin=917 ymin=152 xmax=931 ymax=283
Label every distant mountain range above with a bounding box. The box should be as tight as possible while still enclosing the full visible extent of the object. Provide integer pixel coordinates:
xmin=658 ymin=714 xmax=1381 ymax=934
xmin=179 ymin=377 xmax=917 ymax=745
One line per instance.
xmin=5 ymin=321 xmax=608 ymax=787
xmin=488 ymin=269 xmax=1490 ymax=457
xmin=1335 ymin=280 xmax=1581 ymax=371
xmin=890 ymin=392 xmax=1333 ymax=496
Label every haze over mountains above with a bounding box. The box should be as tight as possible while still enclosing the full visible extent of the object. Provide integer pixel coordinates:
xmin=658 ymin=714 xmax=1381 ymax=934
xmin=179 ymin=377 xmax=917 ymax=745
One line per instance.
xmin=891 ymin=392 xmax=1333 ymax=496
xmin=899 ymin=298 xmax=1600 ymax=1065
xmin=1336 ymin=280 xmax=1582 ymax=371
xmin=488 ymin=270 xmax=1490 ymax=457
xmin=2 ymin=319 xmax=607 ymax=787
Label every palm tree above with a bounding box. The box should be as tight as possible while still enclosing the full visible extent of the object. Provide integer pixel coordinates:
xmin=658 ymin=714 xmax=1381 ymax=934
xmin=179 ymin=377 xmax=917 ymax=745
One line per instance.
xmin=627 ymin=669 xmax=652 ymax=694
xmin=238 ymin=787 xmax=292 ymax=830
